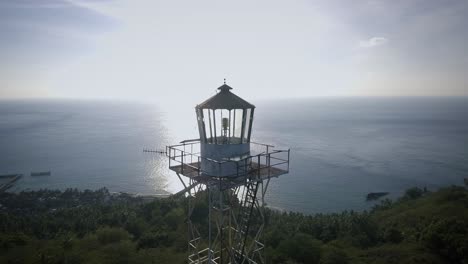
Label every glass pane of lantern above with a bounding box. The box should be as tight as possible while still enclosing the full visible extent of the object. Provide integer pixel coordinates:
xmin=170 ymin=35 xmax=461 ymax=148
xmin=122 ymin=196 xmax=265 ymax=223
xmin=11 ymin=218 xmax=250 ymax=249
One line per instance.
xmin=219 ymin=109 xmax=230 ymax=144
xmin=244 ymin=108 xmax=251 ymax=142
xmin=196 ymin=109 xmax=204 ymax=142
xmin=203 ymin=109 xmax=212 ymax=142
xmin=213 ymin=109 xmax=221 ymax=143
xmin=233 ymin=109 xmax=243 ymax=143
xmin=229 ymin=110 xmax=235 ymax=141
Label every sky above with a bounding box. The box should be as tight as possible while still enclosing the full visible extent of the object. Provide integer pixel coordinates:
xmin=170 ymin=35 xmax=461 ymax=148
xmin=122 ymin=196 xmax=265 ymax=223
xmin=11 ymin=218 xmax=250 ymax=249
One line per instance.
xmin=1 ymin=0 xmax=468 ymax=105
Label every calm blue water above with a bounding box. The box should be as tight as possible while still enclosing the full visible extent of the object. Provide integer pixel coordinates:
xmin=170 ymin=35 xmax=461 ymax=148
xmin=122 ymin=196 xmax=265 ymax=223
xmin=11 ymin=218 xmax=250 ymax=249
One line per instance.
xmin=1 ymin=97 xmax=467 ymax=213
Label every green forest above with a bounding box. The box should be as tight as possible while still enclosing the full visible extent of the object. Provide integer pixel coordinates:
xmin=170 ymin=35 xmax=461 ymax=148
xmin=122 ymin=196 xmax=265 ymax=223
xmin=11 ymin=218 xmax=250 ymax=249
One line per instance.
xmin=1 ymin=185 xmax=468 ymax=264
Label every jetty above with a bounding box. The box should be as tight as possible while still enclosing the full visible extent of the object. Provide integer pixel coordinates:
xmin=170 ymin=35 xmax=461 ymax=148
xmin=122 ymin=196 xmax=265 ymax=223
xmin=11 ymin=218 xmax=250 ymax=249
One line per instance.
xmin=366 ymin=192 xmax=389 ymax=201
xmin=0 ymin=173 xmax=21 ymax=178
xmin=0 ymin=174 xmax=22 ymax=192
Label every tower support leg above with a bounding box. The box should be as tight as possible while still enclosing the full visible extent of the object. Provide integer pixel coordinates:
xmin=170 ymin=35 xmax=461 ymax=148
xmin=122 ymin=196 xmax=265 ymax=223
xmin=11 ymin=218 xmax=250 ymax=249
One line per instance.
xmin=185 ymin=177 xmax=270 ymax=264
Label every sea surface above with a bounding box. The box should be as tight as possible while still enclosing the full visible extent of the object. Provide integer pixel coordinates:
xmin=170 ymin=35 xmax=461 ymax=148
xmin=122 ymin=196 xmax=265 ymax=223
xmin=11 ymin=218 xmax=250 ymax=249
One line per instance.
xmin=1 ymin=97 xmax=467 ymax=214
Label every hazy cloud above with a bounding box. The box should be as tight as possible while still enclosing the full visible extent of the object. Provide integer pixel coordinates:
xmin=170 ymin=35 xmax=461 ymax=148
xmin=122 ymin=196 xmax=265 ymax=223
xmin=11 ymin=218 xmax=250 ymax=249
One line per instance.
xmin=1 ymin=0 xmax=468 ymax=99
xmin=359 ymin=37 xmax=388 ymax=48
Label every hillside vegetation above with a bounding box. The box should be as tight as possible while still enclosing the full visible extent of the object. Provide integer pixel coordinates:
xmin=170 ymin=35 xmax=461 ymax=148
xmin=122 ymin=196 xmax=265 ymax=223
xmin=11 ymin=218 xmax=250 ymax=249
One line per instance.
xmin=1 ymin=186 xmax=467 ymax=263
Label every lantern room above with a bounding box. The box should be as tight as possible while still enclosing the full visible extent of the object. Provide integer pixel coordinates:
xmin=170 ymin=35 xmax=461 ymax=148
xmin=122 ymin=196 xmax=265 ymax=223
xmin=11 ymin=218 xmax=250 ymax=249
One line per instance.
xmin=196 ymin=83 xmax=254 ymax=145
xmin=195 ymin=82 xmax=255 ymax=176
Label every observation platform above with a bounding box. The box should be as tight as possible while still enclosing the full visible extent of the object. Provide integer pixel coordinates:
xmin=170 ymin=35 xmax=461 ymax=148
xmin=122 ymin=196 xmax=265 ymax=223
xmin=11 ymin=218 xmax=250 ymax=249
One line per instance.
xmin=166 ymin=141 xmax=290 ymax=190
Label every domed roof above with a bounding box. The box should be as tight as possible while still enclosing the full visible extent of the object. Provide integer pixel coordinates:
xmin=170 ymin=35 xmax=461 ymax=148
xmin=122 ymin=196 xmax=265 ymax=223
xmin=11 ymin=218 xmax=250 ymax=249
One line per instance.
xmin=196 ymin=83 xmax=255 ymax=110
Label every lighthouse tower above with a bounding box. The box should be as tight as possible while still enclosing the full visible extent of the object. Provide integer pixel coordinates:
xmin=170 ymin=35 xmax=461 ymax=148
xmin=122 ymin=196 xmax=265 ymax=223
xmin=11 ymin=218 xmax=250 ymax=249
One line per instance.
xmin=166 ymin=81 xmax=290 ymax=264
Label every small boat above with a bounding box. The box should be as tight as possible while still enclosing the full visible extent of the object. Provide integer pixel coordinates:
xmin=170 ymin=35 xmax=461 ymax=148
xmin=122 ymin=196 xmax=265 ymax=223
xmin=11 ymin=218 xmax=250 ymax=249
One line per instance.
xmin=366 ymin=192 xmax=389 ymax=201
xmin=31 ymin=171 xmax=51 ymax=176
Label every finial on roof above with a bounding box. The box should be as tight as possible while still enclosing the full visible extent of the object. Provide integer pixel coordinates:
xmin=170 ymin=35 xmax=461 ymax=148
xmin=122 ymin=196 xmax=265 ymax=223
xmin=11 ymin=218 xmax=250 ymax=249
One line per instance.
xmin=218 ymin=81 xmax=233 ymax=92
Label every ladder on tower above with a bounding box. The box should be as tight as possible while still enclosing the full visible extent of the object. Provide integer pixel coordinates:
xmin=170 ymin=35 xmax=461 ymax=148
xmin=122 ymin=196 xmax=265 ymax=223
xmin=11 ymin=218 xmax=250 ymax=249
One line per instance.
xmin=233 ymin=178 xmax=260 ymax=263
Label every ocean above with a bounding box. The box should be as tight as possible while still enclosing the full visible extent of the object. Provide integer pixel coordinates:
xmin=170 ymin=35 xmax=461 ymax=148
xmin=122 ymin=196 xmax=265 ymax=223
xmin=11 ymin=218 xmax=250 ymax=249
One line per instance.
xmin=1 ymin=97 xmax=467 ymax=214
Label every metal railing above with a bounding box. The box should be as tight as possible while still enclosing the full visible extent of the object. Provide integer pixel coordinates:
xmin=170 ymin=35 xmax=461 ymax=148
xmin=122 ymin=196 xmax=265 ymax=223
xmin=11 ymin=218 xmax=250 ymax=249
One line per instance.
xmin=167 ymin=140 xmax=290 ymax=178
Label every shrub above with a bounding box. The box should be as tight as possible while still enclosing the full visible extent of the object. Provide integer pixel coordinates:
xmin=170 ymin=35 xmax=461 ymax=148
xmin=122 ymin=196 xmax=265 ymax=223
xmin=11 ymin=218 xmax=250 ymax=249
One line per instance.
xmin=422 ymin=217 xmax=468 ymax=263
xmin=383 ymin=228 xmax=403 ymax=243
xmin=371 ymin=198 xmax=394 ymax=211
xmin=319 ymin=245 xmax=349 ymax=264
xmin=0 ymin=233 xmax=30 ymax=249
xmin=96 ymin=227 xmax=132 ymax=245
xmin=138 ymin=231 xmax=170 ymax=248
xmin=404 ymin=187 xmax=424 ymax=200
xmin=277 ymin=233 xmax=322 ymax=263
